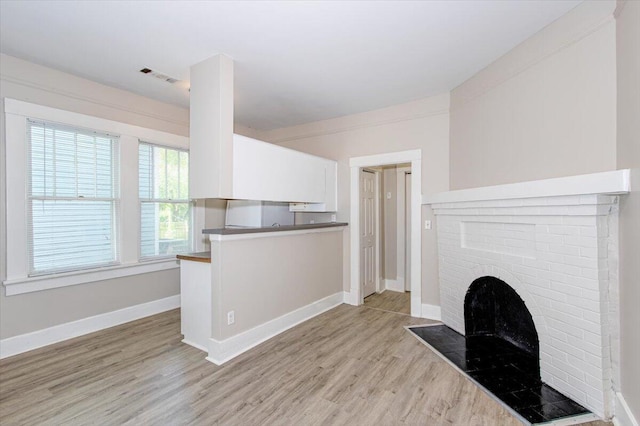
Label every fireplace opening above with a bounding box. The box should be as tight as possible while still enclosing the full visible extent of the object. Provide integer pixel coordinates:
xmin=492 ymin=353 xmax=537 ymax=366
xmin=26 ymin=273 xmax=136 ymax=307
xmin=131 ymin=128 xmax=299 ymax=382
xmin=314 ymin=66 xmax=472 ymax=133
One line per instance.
xmin=408 ymin=276 xmax=591 ymax=423
xmin=464 ymin=276 xmax=539 ymax=363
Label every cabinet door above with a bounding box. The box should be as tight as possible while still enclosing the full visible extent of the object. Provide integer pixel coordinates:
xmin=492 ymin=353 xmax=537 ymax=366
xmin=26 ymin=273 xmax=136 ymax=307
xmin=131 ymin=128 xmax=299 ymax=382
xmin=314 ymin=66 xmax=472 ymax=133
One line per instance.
xmin=232 ymin=135 xmax=326 ymax=202
xmin=289 ymin=160 xmax=337 ymax=212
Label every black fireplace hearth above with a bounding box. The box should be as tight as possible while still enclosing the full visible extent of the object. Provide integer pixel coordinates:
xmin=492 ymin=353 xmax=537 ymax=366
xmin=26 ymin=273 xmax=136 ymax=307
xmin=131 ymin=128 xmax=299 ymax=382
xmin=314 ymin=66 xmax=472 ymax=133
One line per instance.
xmin=407 ymin=275 xmax=596 ymax=424
xmin=408 ymin=325 xmax=591 ymax=423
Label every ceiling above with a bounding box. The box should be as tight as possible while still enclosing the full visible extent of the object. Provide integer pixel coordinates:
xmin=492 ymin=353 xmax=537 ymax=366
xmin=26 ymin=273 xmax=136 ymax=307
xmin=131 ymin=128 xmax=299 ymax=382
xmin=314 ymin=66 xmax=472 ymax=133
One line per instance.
xmin=0 ymin=0 xmax=583 ymax=130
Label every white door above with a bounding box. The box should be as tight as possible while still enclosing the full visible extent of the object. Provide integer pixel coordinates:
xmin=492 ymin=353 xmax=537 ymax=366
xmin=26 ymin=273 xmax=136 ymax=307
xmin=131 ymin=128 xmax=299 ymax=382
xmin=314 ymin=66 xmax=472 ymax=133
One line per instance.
xmin=360 ymin=169 xmax=376 ymax=298
xmin=405 ymin=172 xmax=411 ymax=291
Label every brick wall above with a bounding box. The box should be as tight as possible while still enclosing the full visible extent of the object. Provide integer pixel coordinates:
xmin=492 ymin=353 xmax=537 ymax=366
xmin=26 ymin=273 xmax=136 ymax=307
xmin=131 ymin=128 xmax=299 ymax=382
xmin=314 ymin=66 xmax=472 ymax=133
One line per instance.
xmin=431 ymin=194 xmax=619 ymax=418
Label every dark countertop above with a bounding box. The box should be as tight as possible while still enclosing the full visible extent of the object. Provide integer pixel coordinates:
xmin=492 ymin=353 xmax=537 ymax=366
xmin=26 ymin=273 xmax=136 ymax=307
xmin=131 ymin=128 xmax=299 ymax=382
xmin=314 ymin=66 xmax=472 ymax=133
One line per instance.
xmin=176 ymin=251 xmax=211 ymax=263
xmin=202 ymin=222 xmax=348 ymax=235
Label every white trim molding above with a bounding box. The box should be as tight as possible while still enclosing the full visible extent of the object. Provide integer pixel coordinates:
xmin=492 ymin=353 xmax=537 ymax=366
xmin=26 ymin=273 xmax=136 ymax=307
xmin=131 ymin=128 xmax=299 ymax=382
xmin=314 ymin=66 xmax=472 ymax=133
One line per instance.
xmin=350 ymin=150 xmax=421 ymax=168
xmin=384 ymin=279 xmax=405 ymax=293
xmin=181 ymin=338 xmax=208 ymax=353
xmin=421 ymin=303 xmax=442 ymax=321
xmin=4 ymin=98 xmax=189 ymax=148
xmin=342 ymin=291 xmax=358 ymax=306
xmin=3 ymin=259 xmax=179 ymax=296
xmin=205 ymin=292 xmax=343 ymax=365
xmin=264 ymin=94 xmax=450 ymax=144
xmin=423 ymin=169 xmax=630 ymax=205
xmin=614 ymin=392 xmax=639 ymax=426
xmin=396 ymin=166 xmax=412 ymax=292
xmin=0 ymin=295 xmax=180 ymax=359
xmin=2 ymin=98 xmax=198 ymax=296
xmin=349 ymin=150 xmax=423 ymax=318
xmin=0 ymin=54 xmax=189 ymax=129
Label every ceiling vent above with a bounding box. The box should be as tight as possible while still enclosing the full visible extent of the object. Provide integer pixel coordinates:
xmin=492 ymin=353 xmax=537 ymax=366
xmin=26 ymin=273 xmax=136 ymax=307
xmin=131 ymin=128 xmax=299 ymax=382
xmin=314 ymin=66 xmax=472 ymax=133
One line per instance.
xmin=139 ymin=67 xmax=179 ymax=84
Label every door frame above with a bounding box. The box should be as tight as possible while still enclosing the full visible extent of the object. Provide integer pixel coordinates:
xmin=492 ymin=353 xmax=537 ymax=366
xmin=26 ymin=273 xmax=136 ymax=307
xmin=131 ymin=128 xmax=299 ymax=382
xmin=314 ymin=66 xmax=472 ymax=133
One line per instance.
xmin=349 ymin=150 xmax=422 ymax=317
xmin=396 ymin=167 xmax=411 ymax=292
xmin=373 ymin=169 xmax=382 ymax=294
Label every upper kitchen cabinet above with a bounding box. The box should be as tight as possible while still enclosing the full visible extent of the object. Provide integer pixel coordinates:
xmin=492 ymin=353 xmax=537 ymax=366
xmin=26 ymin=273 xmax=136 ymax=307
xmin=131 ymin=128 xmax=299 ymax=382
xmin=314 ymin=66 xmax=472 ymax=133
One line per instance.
xmin=233 ymin=135 xmax=324 ymax=203
xmin=189 ymin=55 xmax=337 ymax=210
xmin=288 ymin=158 xmax=337 ymax=212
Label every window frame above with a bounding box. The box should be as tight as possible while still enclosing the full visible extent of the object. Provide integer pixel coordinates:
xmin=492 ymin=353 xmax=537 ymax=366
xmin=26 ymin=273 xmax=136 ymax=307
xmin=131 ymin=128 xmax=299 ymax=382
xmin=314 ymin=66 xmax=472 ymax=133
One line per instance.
xmin=138 ymin=141 xmax=194 ymax=260
xmin=26 ymin=119 xmax=121 ymax=276
xmin=3 ymin=98 xmax=204 ymax=296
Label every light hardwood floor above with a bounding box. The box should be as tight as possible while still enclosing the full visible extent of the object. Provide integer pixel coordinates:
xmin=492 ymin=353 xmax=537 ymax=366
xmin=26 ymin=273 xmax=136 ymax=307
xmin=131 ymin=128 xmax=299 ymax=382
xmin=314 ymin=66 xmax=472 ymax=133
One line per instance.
xmin=364 ymin=290 xmax=411 ymax=315
xmin=0 ymin=304 xmax=610 ymax=425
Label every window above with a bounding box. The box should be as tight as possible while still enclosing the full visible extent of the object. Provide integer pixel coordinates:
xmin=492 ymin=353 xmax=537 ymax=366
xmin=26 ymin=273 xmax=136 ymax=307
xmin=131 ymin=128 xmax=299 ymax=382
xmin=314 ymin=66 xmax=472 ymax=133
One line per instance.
xmin=5 ymin=99 xmax=197 ymax=295
xmin=27 ymin=120 xmax=120 ymax=275
xmin=139 ymin=142 xmax=192 ymax=258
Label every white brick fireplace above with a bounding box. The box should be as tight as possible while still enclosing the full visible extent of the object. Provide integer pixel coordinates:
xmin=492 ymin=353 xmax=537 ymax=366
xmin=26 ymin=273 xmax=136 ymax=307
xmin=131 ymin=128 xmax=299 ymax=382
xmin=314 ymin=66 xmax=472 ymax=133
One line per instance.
xmin=424 ymin=170 xmax=630 ymax=419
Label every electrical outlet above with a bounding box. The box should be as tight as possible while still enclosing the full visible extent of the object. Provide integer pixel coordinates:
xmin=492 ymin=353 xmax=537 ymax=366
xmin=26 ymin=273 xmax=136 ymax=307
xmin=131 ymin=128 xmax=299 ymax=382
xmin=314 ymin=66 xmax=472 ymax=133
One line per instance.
xmin=227 ymin=310 xmax=235 ymax=325
xmin=424 ymin=220 xmax=432 ymax=230
xmin=331 ymin=214 xmax=337 ymax=222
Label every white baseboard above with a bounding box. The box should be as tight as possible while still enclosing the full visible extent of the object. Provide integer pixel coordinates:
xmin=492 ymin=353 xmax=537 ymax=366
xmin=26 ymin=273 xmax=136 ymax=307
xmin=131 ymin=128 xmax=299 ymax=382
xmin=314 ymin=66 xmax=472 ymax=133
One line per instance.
xmin=206 ymin=292 xmax=343 ymax=365
xmin=384 ymin=279 xmax=405 ymax=293
xmin=181 ymin=338 xmax=208 ymax=353
xmin=343 ymin=290 xmax=358 ymax=306
xmin=0 ymin=295 xmax=180 ymax=359
xmin=421 ymin=303 xmax=442 ymax=321
xmin=614 ymin=392 xmax=639 ymax=426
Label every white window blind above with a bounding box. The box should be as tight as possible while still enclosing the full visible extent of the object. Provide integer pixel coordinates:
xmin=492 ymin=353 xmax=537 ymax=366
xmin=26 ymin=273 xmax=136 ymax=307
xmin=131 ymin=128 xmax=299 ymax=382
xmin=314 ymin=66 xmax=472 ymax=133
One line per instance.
xmin=139 ymin=142 xmax=192 ymax=259
xmin=27 ymin=119 xmax=120 ymax=275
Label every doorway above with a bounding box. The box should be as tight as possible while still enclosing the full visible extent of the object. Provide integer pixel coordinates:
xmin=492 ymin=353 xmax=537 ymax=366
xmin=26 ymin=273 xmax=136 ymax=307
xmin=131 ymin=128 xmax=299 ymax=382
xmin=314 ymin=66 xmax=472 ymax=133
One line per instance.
xmin=349 ymin=150 xmax=422 ymax=317
xmin=362 ymin=164 xmax=412 ymax=315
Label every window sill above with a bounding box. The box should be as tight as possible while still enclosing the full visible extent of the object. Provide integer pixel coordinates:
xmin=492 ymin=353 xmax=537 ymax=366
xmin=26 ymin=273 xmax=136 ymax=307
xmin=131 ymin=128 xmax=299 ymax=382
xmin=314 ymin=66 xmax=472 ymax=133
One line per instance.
xmin=2 ymin=259 xmax=179 ymax=296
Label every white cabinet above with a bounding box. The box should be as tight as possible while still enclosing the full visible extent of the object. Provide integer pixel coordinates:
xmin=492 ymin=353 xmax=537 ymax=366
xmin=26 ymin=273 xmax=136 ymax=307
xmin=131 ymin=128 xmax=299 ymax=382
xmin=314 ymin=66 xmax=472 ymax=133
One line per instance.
xmin=232 ymin=135 xmax=321 ymax=202
xmin=289 ymin=159 xmax=337 ymax=212
xmin=231 ymin=135 xmax=337 ymax=209
xmin=180 ymin=260 xmax=211 ymax=352
xmin=289 ymin=202 xmax=329 ymax=212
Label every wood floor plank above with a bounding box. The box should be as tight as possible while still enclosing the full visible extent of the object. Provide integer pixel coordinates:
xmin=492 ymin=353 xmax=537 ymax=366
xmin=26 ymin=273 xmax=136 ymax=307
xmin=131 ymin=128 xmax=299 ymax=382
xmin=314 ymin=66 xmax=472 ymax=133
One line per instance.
xmin=364 ymin=290 xmax=411 ymax=315
xmin=0 ymin=305 xmax=611 ymax=425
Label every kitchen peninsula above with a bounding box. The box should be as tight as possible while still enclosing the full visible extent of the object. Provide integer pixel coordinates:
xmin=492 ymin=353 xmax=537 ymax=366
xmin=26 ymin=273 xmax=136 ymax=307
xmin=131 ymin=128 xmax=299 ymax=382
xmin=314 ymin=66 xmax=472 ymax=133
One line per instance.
xmin=177 ymin=222 xmax=347 ymax=365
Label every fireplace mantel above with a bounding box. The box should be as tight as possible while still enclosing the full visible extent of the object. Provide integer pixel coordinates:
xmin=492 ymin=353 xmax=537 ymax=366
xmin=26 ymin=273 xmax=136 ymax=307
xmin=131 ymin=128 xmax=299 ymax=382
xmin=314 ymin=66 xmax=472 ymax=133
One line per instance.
xmin=422 ymin=170 xmax=630 ymax=419
xmin=423 ymin=169 xmax=630 ymax=205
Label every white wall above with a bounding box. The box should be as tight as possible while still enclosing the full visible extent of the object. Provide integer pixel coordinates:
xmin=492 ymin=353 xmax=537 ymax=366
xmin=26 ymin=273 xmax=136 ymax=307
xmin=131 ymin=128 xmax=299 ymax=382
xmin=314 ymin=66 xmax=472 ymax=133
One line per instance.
xmin=449 ymin=1 xmax=617 ymax=190
xmin=447 ymin=0 xmax=638 ymax=420
xmin=260 ymin=94 xmax=450 ymax=307
xmin=615 ymin=0 xmax=640 ymax=421
xmin=204 ymin=199 xmax=228 ymax=229
xmin=211 ymin=230 xmax=343 ymax=340
xmin=0 ymin=54 xmax=189 ymax=339
xmin=201 ymin=199 xmax=228 ymax=251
